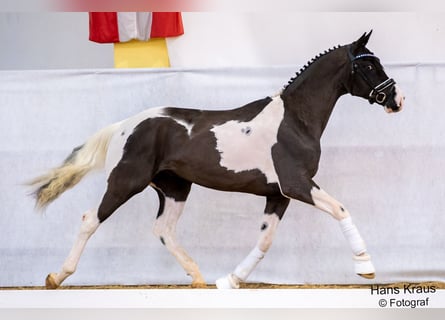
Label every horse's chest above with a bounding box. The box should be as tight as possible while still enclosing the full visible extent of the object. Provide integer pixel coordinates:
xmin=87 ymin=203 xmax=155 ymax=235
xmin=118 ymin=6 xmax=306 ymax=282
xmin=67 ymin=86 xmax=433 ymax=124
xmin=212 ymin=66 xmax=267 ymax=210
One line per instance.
xmin=210 ymin=97 xmax=285 ymax=184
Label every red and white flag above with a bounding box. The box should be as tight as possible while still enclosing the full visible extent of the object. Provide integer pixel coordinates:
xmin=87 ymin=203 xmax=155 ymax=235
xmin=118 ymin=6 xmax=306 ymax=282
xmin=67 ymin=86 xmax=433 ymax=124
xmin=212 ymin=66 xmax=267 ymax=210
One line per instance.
xmin=89 ymin=12 xmax=184 ymax=43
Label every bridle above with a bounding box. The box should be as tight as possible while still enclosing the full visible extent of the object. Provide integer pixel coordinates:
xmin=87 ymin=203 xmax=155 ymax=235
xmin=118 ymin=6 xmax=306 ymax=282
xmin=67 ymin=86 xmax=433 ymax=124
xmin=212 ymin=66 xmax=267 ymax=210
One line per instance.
xmin=349 ymin=52 xmax=396 ymax=105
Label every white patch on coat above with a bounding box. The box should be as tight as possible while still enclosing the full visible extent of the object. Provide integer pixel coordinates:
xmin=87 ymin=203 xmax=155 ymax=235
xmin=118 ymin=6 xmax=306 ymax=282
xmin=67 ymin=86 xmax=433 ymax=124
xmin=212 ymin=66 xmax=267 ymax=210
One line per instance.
xmin=105 ymin=107 xmax=194 ymax=174
xmin=152 ymin=197 xmax=185 ymax=239
xmin=210 ymin=96 xmax=285 ymax=183
xmin=152 ymin=197 xmax=205 ymax=284
xmin=394 ymin=85 xmax=405 ymax=109
xmin=171 ymin=118 xmax=194 ymax=136
xmin=105 ymin=107 xmax=163 ymax=174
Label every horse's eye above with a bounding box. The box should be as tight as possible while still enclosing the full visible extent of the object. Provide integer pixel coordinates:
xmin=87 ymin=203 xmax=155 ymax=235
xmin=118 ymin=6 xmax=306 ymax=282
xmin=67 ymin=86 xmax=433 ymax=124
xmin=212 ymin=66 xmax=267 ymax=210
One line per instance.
xmin=367 ymin=65 xmax=373 ymax=71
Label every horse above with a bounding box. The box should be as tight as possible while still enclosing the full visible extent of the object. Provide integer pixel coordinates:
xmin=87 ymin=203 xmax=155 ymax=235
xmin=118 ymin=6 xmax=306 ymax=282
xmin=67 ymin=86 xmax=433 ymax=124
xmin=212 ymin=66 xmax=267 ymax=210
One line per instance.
xmin=28 ymin=31 xmax=405 ymax=289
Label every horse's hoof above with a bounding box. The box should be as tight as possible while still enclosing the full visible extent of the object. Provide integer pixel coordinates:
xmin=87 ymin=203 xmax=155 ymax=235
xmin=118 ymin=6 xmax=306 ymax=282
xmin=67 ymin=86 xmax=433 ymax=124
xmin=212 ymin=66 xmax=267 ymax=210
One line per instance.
xmin=191 ymin=281 xmax=207 ymax=289
xmin=358 ymin=273 xmax=375 ymax=279
xmin=353 ymin=253 xmax=375 ymax=278
xmin=215 ymin=274 xmax=240 ymax=289
xmin=45 ymin=273 xmax=60 ymax=289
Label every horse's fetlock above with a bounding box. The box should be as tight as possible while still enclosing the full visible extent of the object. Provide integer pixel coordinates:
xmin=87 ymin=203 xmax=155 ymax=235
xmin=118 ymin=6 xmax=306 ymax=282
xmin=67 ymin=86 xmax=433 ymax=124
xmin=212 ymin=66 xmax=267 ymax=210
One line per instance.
xmin=62 ymin=265 xmax=76 ymax=276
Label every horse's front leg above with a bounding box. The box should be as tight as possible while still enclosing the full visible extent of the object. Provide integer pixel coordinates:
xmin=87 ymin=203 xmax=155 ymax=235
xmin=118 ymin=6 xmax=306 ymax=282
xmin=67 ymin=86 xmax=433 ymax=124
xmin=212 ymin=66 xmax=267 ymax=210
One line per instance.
xmin=280 ymin=177 xmax=376 ymax=279
xmin=216 ymin=195 xmax=290 ymax=289
xmin=310 ymin=186 xmax=375 ymax=278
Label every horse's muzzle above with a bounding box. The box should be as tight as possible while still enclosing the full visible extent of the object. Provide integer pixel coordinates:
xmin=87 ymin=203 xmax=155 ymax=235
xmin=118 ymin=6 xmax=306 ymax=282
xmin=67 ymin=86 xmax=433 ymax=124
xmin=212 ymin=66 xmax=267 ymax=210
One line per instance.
xmin=384 ymin=85 xmax=405 ymax=113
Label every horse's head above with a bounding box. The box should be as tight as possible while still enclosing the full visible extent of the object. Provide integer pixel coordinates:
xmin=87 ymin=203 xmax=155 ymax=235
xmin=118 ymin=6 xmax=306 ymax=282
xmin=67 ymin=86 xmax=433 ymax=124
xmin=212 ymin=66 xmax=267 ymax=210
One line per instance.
xmin=346 ymin=31 xmax=405 ymax=113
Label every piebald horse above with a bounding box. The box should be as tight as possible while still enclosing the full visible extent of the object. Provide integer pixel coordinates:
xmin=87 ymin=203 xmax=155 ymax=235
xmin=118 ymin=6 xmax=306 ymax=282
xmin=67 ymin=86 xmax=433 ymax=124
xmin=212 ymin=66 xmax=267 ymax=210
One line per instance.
xmin=29 ymin=32 xmax=405 ymax=289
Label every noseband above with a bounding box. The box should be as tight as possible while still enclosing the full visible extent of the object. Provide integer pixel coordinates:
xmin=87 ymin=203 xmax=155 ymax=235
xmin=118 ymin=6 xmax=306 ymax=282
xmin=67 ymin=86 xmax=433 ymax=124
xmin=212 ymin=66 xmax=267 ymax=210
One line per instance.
xmin=349 ymin=52 xmax=396 ymax=105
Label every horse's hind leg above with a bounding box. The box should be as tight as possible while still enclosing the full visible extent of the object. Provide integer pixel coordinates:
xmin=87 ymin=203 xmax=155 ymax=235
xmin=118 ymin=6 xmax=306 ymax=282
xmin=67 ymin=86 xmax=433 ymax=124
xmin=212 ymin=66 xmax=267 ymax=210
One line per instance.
xmin=45 ymin=209 xmax=100 ymax=289
xmin=151 ymin=172 xmax=206 ymax=288
xmin=216 ymin=195 xmax=290 ymax=289
xmin=46 ymin=158 xmax=153 ymax=289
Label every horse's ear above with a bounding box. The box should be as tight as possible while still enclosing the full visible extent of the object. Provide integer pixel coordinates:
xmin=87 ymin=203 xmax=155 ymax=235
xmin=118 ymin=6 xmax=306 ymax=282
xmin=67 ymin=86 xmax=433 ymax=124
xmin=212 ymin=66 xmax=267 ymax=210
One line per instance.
xmin=351 ymin=30 xmax=373 ymax=53
xmin=363 ymin=30 xmax=373 ymax=44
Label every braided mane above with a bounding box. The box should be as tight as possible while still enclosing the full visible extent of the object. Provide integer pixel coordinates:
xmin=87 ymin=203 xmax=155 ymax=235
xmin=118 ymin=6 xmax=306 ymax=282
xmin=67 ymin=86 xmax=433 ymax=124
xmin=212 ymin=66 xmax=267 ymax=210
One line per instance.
xmin=282 ymin=44 xmax=342 ymax=91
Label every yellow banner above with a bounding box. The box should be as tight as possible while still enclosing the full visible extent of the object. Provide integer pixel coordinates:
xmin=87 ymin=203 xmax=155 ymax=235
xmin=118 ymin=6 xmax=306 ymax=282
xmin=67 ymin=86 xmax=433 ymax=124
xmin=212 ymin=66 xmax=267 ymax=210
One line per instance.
xmin=114 ymin=38 xmax=170 ymax=68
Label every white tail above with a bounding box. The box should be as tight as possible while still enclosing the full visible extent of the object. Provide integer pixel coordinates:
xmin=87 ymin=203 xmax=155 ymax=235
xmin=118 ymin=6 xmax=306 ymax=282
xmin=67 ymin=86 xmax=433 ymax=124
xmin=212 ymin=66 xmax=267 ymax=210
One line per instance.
xmin=28 ymin=122 xmax=121 ymax=210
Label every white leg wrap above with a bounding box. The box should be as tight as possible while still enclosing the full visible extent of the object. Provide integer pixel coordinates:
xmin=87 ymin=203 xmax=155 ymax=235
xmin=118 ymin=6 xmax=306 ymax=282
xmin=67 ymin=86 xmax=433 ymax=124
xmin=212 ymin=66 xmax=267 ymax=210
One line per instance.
xmin=353 ymin=253 xmax=376 ymax=275
xmin=233 ymin=246 xmax=265 ymax=281
xmin=216 ymin=214 xmax=279 ymax=289
xmin=215 ymin=246 xmax=265 ymax=289
xmin=215 ymin=274 xmax=240 ymax=289
xmin=339 ymin=217 xmax=366 ymax=256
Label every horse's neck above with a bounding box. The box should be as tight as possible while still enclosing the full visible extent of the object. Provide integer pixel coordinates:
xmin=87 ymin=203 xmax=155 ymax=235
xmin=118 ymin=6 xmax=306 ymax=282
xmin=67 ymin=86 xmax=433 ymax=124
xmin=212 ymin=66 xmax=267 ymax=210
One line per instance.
xmin=281 ymin=52 xmax=348 ymax=140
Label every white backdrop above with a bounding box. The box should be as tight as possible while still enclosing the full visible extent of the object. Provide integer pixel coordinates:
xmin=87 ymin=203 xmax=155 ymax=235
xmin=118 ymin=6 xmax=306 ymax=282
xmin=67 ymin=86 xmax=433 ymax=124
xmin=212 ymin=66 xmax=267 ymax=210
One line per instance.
xmin=0 ymin=63 xmax=444 ymax=287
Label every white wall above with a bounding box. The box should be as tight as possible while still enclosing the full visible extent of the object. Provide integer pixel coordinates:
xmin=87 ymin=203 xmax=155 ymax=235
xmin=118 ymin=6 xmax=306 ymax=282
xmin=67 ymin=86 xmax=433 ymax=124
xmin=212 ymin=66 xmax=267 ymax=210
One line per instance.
xmin=169 ymin=12 xmax=445 ymax=67
xmin=0 ymin=12 xmax=112 ymax=70
xmin=1 ymin=12 xmax=445 ymax=69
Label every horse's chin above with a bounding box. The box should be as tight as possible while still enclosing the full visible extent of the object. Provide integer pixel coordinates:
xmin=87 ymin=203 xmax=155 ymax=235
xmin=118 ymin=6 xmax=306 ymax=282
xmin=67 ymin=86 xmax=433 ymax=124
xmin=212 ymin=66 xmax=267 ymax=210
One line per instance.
xmin=384 ymin=105 xmax=402 ymax=114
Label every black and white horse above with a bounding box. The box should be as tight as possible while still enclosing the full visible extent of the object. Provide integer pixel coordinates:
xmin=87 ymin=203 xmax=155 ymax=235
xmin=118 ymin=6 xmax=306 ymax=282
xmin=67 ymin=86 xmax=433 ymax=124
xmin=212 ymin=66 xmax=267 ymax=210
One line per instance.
xmin=29 ymin=32 xmax=405 ymax=289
